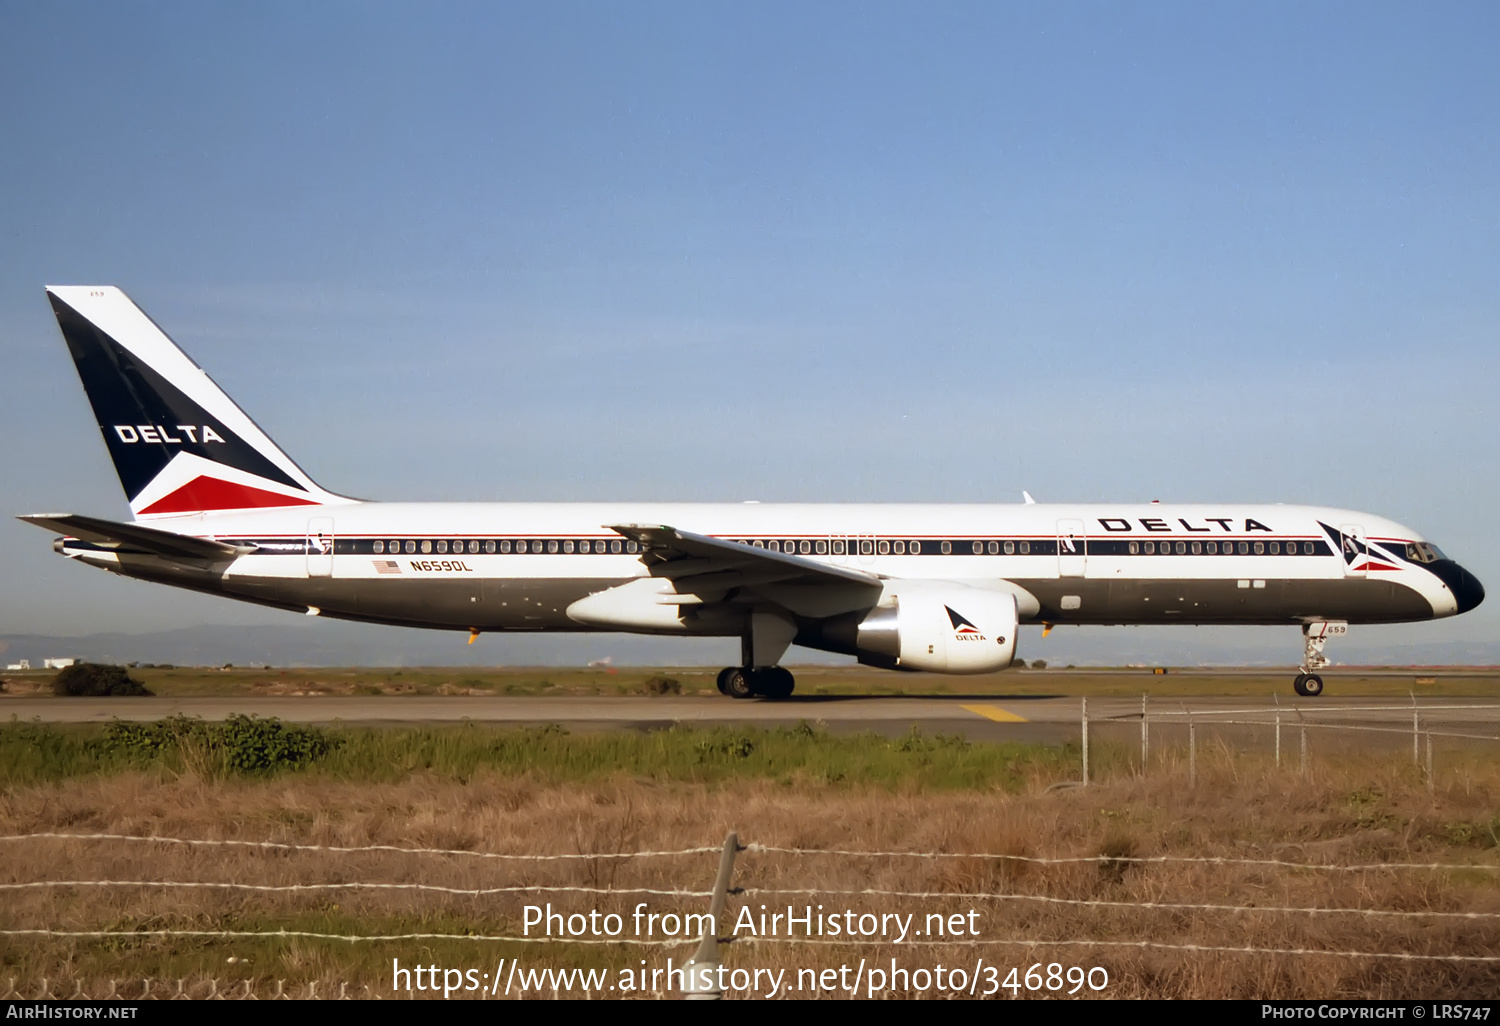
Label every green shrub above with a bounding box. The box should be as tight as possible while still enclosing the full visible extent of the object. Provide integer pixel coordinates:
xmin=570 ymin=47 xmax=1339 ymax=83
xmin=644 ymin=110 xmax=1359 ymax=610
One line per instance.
xmin=640 ymin=675 xmax=682 ymax=696
xmin=52 ymin=663 xmax=152 ymax=697
xmin=100 ymin=715 xmax=338 ymax=773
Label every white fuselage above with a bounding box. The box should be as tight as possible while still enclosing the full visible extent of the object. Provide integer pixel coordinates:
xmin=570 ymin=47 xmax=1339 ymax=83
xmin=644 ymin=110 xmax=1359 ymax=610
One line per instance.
xmin=62 ymin=502 xmax=1465 ymax=643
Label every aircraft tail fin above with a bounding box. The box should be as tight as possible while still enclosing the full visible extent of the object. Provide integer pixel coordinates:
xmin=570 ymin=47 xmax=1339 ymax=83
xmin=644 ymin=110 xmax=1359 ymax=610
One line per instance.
xmin=45 ymin=286 xmax=354 ymax=519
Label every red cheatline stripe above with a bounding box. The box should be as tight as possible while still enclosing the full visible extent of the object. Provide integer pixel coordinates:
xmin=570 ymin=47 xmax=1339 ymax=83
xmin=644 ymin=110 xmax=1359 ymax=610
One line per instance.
xmin=138 ymin=476 xmax=320 ymax=515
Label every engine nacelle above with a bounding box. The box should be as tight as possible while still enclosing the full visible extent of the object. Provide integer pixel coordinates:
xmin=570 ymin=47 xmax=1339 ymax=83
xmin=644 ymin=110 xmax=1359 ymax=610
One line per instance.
xmin=856 ymin=587 xmax=1018 ymax=673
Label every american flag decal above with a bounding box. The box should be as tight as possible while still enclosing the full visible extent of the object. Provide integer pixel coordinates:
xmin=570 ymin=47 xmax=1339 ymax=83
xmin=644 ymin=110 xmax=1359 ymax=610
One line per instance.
xmin=373 ymin=560 xmax=402 ymax=575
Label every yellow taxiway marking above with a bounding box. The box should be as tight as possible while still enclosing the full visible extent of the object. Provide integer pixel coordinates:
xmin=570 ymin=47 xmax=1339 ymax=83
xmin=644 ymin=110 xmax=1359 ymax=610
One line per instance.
xmin=961 ymin=703 xmax=1028 ymax=723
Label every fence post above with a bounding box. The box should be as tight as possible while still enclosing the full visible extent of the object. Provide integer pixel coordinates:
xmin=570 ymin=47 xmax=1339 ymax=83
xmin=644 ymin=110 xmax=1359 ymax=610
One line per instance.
xmin=1081 ymin=697 xmax=1089 ymax=787
xmin=1413 ymin=708 xmax=1421 ymax=766
xmin=1188 ymin=711 xmax=1196 ymax=788
xmin=1141 ymin=693 xmax=1148 ymax=775
xmin=1425 ymin=731 xmax=1434 ymax=795
xmin=684 ymin=831 xmax=742 ymax=1000
xmin=1300 ymin=721 xmax=1308 ymax=775
xmin=1274 ymin=695 xmax=1282 ymax=770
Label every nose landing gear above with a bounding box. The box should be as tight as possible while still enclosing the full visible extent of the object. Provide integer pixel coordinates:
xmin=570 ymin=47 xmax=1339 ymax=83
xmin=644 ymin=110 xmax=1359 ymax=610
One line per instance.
xmin=1293 ymin=672 xmax=1324 ymax=697
xmin=1294 ymin=621 xmax=1345 ymax=697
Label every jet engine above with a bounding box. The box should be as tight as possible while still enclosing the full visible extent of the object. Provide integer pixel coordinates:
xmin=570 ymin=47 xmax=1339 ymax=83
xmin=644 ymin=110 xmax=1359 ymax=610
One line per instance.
xmin=855 ymin=587 xmax=1018 ymax=673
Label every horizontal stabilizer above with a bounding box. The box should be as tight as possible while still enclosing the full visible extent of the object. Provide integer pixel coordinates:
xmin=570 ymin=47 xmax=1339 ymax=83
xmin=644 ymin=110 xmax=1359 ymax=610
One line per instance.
xmin=17 ymin=513 xmax=252 ymax=561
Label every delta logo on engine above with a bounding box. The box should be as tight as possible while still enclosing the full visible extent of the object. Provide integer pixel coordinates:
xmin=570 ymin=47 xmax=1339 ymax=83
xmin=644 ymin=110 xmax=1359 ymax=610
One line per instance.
xmin=947 ymin=606 xmax=990 ymax=643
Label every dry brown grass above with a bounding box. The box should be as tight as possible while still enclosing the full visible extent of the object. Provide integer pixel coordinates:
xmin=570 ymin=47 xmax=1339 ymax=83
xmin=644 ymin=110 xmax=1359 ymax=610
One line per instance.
xmin=0 ymin=749 xmax=1496 ymax=999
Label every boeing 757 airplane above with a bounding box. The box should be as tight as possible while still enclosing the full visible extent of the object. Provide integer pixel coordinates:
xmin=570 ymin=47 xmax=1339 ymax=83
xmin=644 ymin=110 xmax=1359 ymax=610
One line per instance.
xmin=22 ymin=287 xmax=1485 ymax=698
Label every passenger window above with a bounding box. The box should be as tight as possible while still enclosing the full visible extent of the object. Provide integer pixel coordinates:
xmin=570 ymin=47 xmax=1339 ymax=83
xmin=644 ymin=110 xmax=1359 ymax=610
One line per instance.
xmin=1005 ymin=541 xmax=1016 ymax=555
xmin=831 ymin=539 xmax=844 ymax=554
xmin=1269 ymin=542 xmax=1280 ymax=554
xmin=627 ymin=541 xmax=638 ymax=553
xmin=909 ymin=541 xmax=922 ymax=554
xmin=768 ymin=540 xmax=779 ymax=552
xmin=548 ymin=540 xmax=559 ymax=554
xmin=1206 ymin=542 xmax=1216 ymax=554
xmin=894 ymin=540 xmax=905 ymax=554
xmin=878 ymin=540 xmax=890 ymax=555
xmin=1144 ymin=541 xmax=1155 ymax=555
xmin=611 ymin=540 xmax=622 ymax=554
xmin=754 ymin=539 xmax=764 ymax=548
xmin=1173 ymin=541 xmax=1184 ymax=554
xmin=1190 ymin=541 xmax=1201 ymax=555
xmin=859 ymin=540 xmax=873 ymax=556
xmin=373 ymin=541 xmax=384 ymax=554
xmin=800 ymin=540 xmax=812 ymax=554
xmin=564 ymin=540 xmax=574 ymax=554
xmin=1018 ymin=541 xmax=1030 ymax=554
xmin=404 ymin=540 xmax=416 ymax=554
xmin=815 ymin=540 xmax=827 ymax=554
xmin=1253 ymin=542 xmax=1264 ymax=555
xmin=469 ymin=540 xmax=479 ymax=554
xmin=421 ymin=540 xmax=432 ymax=554
xmin=971 ymin=541 xmax=983 ymax=554
xmin=583 ymin=540 xmax=593 ymax=553
xmin=1304 ymin=542 xmax=1314 ymax=555
xmin=437 ymin=541 xmax=448 ymax=554
xmin=941 ymin=541 xmax=952 ymax=555
xmin=487 ymin=541 xmax=499 ymax=554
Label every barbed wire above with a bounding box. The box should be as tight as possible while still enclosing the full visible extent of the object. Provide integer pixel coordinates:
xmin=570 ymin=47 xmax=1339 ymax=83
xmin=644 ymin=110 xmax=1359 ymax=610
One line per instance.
xmin=729 ymin=936 xmax=1500 ymax=963
xmin=2 ymin=928 xmax=1492 ymax=965
xmin=744 ymin=844 xmax=1500 ymax=872
xmin=738 ymin=886 xmax=1500 ymax=920
xmin=0 ymin=880 xmax=710 ymax=897
xmin=0 ymin=928 xmax=698 ymax=946
xmin=0 ymin=832 xmax=720 ymax=861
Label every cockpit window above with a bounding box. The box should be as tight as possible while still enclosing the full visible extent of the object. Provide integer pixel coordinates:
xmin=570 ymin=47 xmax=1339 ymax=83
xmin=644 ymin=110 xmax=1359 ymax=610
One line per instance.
xmin=1392 ymin=541 xmax=1446 ymax=564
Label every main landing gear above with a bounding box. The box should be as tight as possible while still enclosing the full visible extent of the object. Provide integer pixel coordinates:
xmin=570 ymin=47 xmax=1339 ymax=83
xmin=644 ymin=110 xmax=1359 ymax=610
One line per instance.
xmin=716 ymin=666 xmax=795 ymax=700
xmin=1293 ymin=621 xmax=1346 ymax=697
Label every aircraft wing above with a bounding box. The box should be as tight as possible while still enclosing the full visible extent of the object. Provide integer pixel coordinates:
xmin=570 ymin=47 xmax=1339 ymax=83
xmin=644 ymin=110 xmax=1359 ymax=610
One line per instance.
xmin=606 ymin=523 xmax=881 ymax=595
xmin=17 ymin=513 xmax=253 ymax=561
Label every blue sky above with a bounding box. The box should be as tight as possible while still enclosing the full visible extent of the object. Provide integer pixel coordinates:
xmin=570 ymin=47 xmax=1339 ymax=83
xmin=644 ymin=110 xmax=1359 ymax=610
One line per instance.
xmin=1 ymin=3 xmax=1496 ymax=660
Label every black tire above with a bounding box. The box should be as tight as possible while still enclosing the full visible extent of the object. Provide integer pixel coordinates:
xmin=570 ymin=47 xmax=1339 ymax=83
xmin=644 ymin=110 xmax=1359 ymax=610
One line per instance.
xmin=715 ymin=667 xmax=735 ymax=696
xmin=722 ymin=668 xmax=755 ymax=699
xmin=1301 ymin=673 xmax=1324 ymax=697
xmin=1293 ymin=673 xmax=1309 ymax=697
xmin=757 ymin=666 xmax=795 ymax=700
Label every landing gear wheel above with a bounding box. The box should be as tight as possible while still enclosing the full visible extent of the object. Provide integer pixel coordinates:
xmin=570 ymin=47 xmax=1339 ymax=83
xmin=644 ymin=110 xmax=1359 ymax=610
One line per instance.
xmin=1298 ymin=673 xmax=1324 ymax=698
xmin=721 ymin=668 xmax=755 ymax=699
xmin=755 ymin=666 xmax=795 ymax=700
xmin=715 ymin=667 xmax=736 ymax=696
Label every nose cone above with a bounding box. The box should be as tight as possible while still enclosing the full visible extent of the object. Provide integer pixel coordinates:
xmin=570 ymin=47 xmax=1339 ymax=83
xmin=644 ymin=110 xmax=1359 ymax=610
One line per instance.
xmin=1431 ymin=560 xmax=1485 ymax=615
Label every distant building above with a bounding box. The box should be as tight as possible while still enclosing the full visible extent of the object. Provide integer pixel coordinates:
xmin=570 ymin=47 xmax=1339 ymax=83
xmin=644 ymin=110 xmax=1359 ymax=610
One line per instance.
xmin=43 ymin=658 xmax=79 ymax=670
xmin=4 ymin=660 xmax=29 ymax=671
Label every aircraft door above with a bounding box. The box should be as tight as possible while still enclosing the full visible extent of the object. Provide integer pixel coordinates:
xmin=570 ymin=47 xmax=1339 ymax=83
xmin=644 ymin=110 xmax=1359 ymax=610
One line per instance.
xmin=307 ymin=517 xmax=334 ymax=578
xmin=1057 ymin=519 xmax=1086 ymax=578
xmin=1339 ymin=523 xmax=1367 ymax=578
xmin=857 ymin=534 xmax=877 ymax=566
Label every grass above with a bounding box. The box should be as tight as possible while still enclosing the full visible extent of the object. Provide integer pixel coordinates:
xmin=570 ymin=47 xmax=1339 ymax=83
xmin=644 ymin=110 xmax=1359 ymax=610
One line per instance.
xmin=6 ymin=664 xmax=1500 ymax=699
xmin=0 ymin=717 xmax=1076 ymax=791
xmin=0 ymin=709 xmax=1497 ymax=998
xmin=0 ymin=751 xmax=1496 ymax=998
